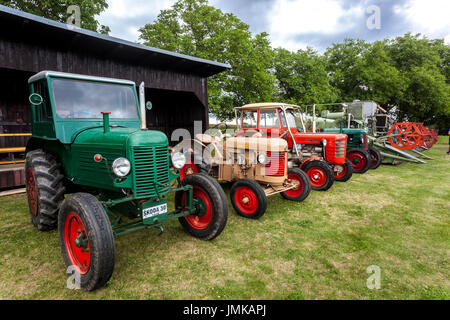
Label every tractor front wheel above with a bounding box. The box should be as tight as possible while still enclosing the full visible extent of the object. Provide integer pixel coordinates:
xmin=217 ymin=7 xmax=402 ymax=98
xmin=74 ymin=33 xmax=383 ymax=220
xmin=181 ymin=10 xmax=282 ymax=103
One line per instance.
xmin=347 ymin=148 xmax=371 ymax=173
xmin=25 ymin=149 xmax=65 ymax=231
xmin=230 ymin=179 xmax=267 ymax=219
xmin=368 ymin=146 xmax=382 ymax=170
xmin=58 ymin=193 xmax=116 ymax=291
xmin=176 ymin=173 xmax=228 ymax=240
xmin=302 ymin=160 xmax=334 ymax=191
xmin=333 ymin=158 xmax=354 ymax=182
xmin=281 ymin=168 xmax=311 ymax=201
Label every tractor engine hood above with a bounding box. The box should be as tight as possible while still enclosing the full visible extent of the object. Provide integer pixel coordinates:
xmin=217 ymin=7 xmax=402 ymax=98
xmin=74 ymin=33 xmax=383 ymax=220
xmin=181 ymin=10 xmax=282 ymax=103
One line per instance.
xmin=224 ymin=137 xmax=287 ymax=153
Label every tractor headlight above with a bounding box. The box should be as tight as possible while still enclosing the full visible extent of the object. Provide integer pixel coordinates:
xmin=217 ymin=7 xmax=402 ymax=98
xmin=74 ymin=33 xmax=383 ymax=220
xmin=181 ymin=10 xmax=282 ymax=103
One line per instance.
xmin=237 ymin=154 xmax=245 ymax=165
xmin=112 ymin=158 xmax=131 ymax=177
xmin=257 ymin=154 xmax=266 ymax=164
xmin=321 ymin=139 xmax=327 ymax=146
xmin=171 ymin=152 xmax=186 ymax=169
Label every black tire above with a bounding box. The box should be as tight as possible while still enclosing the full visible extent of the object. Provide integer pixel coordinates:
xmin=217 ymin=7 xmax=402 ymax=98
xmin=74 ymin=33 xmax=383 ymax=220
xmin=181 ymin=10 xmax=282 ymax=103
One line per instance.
xmin=58 ymin=193 xmax=116 ymax=291
xmin=347 ymin=148 xmax=371 ymax=174
xmin=281 ymin=168 xmax=311 ymax=201
xmin=175 ymin=173 xmax=228 ymax=240
xmin=230 ymin=179 xmax=267 ymax=219
xmin=333 ymin=158 xmax=354 ymax=182
xmin=368 ymin=146 xmax=382 ymax=170
xmin=25 ymin=149 xmax=65 ymax=231
xmin=302 ymin=160 xmax=334 ymax=191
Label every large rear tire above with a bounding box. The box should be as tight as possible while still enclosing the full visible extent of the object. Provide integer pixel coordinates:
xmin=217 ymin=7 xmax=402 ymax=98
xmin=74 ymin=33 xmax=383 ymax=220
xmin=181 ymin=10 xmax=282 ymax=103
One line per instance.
xmin=281 ymin=168 xmax=311 ymax=201
xmin=58 ymin=193 xmax=116 ymax=291
xmin=25 ymin=149 xmax=65 ymax=231
xmin=368 ymin=146 xmax=382 ymax=170
xmin=333 ymin=158 xmax=354 ymax=182
xmin=175 ymin=173 xmax=228 ymax=240
xmin=230 ymin=179 xmax=267 ymax=219
xmin=302 ymin=160 xmax=334 ymax=191
xmin=347 ymin=148 xmax=371 ymax=174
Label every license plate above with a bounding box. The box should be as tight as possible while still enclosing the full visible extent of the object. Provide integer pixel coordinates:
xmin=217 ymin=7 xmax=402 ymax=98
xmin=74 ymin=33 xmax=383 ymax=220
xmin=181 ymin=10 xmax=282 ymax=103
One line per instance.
xmin=142 ymin=203 xmax=168 ymax=219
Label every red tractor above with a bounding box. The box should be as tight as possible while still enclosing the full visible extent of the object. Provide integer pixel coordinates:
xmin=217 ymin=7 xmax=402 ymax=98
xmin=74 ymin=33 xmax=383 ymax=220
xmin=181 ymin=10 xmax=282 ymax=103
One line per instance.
xmin=234 ymin=103 xmax=352 ymax=191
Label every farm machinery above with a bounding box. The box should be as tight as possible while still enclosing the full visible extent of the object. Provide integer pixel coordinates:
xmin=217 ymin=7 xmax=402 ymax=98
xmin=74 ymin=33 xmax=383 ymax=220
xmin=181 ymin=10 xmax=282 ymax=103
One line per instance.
xmin=25 ymin=71 xmax=228 ymax=291
xmin=232 ymin=103 xmax=352 ymax=191
xmin=304 ymin=100 xmax=437 ymax=166
xmin=177 ymin=133 xmax=312 ymax=219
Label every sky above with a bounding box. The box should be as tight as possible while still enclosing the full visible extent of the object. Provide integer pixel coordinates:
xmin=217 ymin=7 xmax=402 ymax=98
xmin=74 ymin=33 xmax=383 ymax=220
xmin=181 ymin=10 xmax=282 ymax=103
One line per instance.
xmin=96 ymin=0 xmax=450 ymax=52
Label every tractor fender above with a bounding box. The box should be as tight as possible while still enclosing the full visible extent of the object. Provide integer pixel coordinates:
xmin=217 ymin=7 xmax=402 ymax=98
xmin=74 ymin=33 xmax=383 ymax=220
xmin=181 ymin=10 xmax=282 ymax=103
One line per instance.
xmin=300 ymin=156 xmax=322 ymax=169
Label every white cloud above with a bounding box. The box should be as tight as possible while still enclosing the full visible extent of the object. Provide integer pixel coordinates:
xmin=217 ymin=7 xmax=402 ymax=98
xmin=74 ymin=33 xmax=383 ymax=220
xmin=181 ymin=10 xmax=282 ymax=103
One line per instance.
xmin=97 ymin=0 xmax=175 ymax=41
xmin=395 ymin=0 xmax=450 ymax=40
xmin=268 ymin=0 xmax=364 ymax=51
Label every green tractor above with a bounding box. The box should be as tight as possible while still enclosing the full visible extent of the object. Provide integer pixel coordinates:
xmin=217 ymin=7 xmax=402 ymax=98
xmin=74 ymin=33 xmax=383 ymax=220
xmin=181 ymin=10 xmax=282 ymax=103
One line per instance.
xmin=25 ymin=71 xmax=228 ymax=291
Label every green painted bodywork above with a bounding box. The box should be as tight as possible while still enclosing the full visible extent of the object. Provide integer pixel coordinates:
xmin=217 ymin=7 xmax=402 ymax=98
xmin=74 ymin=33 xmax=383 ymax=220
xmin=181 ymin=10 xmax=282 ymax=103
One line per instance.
xmin=26 ymin=71 xmax=195 ymax=236
xmin=323 ymin=128 xmax=367 ymax=150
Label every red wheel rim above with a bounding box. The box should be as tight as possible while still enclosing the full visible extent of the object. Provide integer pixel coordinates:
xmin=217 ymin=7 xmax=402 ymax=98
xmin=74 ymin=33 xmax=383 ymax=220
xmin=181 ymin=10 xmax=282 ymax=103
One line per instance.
xmin=180 ymin=159 xmax=198 ymax=180
xmin=64 ymin=212 xmax=91 ymax=274
xmin=182 ymin=187 xmax=212 ymax=230
xmin=26 ymin=167 xmax=38 ymax=216
xmin=334 ymin=164 xmax=347 ymax=179
xmin=348 ymin=153 xmax=367 ymax=172
xmin=234 ymin=186 xmax=258 ymax=214
xmin=284 ymin=173 xmax=304 ymax=197
xmin=306 ymin=167 xmax=327 ymax=187
xmin=369 ymin=150 xmax=379 ymax=168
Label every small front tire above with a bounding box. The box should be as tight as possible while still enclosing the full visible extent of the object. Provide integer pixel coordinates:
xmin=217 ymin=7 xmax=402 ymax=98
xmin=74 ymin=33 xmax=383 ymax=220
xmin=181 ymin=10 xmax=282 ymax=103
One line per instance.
xmin=333 ymin=158 xmax=354 ymax=182
xmin=281 ymin=168 xmax=311 ymax=201
xmin=302 ymin=160 xmax=335 ymax=191
xmin=230 ymin=179 xmax=267 ymax=219
xmin=368 ymin=146 xmax=382 ymax=170
xmin=347 ymin=148 xmax=371 ymax=173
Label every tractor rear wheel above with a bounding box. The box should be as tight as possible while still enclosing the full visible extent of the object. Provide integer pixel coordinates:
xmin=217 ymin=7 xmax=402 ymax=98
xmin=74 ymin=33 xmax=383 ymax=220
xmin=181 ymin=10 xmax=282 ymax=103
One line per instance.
xmin=333 ymin=158 xmax=354 ymax=182
xmin=347 ymin=148 xmax=371 ymax=173
xmin=25 ymin=149 xmax=65 ymax=231
xmin=230 ymin=179 xmax=267 ymax=219
xmin=368 ymin=146 xmax=382 ymax=170
xmin=281 ymin=168 xmax=311 ymax=201
xmin=302 ymin=160 xmax=334 ymax=191
xmin=58 ymin=193 xmax=116 ymax=291
xmin=176 ymin=173 xmax=228 ymax=240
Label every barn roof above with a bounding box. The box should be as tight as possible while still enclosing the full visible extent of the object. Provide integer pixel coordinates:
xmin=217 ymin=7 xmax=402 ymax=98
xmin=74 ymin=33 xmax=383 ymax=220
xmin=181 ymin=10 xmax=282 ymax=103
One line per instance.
xmin=0 ymin=4 xmax=231 ymax=77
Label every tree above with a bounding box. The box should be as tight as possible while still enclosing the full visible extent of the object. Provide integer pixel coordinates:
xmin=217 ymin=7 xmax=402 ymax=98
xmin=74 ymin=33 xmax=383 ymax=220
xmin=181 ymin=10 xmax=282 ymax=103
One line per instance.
xmin=139 ymin=0 xmax=277 ymax=120
xmin=0 ymin=0 xmax=109 ymax=34
xmin=273 ymin=47 xmax=338 ymax=107
xmin=385 ymin=33 xmax=449 ymax=124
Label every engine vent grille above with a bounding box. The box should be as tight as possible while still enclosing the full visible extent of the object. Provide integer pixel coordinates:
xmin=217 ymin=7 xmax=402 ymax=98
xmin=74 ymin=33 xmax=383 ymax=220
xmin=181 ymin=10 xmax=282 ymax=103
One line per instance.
xmin=132 ymin=146 xmax=169 ymax=199
xmin=265 ymin=152 xmax=286 ymax=176
xmin=335 ymin=140 xmax=346 ymax=158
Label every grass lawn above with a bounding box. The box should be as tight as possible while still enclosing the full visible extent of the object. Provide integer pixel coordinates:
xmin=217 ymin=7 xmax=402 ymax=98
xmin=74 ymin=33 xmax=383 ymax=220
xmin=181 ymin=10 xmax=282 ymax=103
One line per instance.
xmin=0 ymin=137 xmax=449 ymax=300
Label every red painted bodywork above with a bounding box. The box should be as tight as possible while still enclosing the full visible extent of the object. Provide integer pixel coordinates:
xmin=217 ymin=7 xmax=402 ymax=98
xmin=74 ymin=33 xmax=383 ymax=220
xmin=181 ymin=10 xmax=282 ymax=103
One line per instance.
xmin=235 ymin=106 xmax=348 ymax=165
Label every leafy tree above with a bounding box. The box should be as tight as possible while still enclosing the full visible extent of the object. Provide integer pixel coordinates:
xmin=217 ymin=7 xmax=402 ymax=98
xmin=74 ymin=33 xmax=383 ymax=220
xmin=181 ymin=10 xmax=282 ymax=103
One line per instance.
xmin=385 ymin=33 xmax=449 ymax=124
xmin=273 ymin=47 xmax=338 ymax=108
xmin=0 ymin=0 xmax=109 ymax=33
xmin=139 ymin=0 xmax=277 ymax=120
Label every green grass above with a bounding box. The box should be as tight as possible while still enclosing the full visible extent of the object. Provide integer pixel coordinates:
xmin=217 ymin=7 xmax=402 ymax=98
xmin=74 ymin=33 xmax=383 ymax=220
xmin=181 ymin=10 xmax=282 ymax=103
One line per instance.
xmin=0 ymin=137 xmax=449 ymax=299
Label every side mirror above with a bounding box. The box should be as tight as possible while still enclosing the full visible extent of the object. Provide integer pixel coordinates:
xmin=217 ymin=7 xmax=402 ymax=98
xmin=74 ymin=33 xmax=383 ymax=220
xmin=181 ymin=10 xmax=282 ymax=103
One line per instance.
xmin=29 ymin=93 xmax=43 ymax=106
xmin=146 ymin=101 xmax=152 ymax=111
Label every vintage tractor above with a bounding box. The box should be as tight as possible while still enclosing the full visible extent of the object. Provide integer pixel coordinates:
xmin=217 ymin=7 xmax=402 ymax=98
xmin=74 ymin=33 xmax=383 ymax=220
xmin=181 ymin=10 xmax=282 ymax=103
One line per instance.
xmin=25 ymin=71 xmax=228 ymax=291
xmin=177 ymin=134 xmax=311 ymax=219
xmin=232 ymin=103 xmax=351 ymax=191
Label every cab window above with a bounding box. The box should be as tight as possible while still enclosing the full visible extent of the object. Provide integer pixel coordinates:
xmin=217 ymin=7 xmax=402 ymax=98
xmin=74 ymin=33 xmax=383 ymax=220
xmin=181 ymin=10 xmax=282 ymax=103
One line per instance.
xmin=259 ymin=109 xmax=280 ymax=128
xmin=241 ymin=110 xmax=257 ymax=128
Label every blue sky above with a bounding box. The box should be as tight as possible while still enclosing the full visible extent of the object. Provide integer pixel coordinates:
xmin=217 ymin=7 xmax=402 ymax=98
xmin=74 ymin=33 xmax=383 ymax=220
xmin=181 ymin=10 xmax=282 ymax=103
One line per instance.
xmin=97 ymin=0 xmax=450 ymax=52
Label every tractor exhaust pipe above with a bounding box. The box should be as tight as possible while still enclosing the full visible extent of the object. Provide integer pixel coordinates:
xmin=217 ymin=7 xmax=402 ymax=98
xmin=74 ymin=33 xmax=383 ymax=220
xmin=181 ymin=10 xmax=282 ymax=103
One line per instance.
xmin=139 ymin=82 xmax=147 ymax=130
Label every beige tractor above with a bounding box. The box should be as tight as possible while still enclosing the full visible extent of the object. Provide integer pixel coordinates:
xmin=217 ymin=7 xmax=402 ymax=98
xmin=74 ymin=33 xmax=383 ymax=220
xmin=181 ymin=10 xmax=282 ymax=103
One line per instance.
xmin=178 ymin=133 xmax=312 ymax=219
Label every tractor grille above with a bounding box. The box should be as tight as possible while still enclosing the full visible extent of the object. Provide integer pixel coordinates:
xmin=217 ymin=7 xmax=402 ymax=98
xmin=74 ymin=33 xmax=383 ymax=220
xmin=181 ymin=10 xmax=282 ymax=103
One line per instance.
xmin=265 ymin=152 xmax=285 ymax=176
xmin=335 ymin=139 xmax=346 ymax=158
xmin=132 ymin=146 xmax=170 ymax=199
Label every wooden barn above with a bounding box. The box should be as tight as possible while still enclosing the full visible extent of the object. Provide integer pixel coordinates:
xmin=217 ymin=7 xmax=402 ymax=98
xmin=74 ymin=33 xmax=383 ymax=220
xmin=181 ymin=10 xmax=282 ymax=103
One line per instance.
xmin=0 ymin=5 xmax=230 ymax=190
